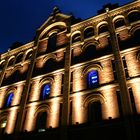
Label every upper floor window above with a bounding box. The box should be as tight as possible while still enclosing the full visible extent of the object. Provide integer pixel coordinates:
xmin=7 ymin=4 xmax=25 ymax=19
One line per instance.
xmin=47 ymin=33 xmax=57 ymax=52
xmin=41 ymin=84 xmax=51 ymax=100
xmin=25 ymin=51 xmax=33 ymax=60
xmin=8 ymin=58 xmax=15 ymax=67
xmin=72 ymin=33 xmax=81 ymax=44
xmin=84 ymin=27 xmax=94 ymax=39
xmin=98 ymin=24 xmax=108 ymax=34
xmin=128 ymin=11 xmax=140 ymax=23
xmin=114 ymin=18 xmax=125 ymax=29
xmin=15 ymin=53 xmax=23 ymax=64
xmin=5 ymin=92 xmax=14 ymax=108
xmin=87 ymin=70 xmax=99 ymax=88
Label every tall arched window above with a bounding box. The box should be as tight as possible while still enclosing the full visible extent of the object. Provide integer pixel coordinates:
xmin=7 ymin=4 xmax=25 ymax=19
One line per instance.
xmin=4 ymin=92 xmax=14 ymax=108
xmin=87 ymin=70 xmax=99 ymax=88
xmin=88 ymin=101 xmax=102 ymax=124
xmin=36 ymin=112 xmax=47 ymax=131
xmin=47 ymin=33 xmax=57 ymax=52
xmin=41 ymin=84 xmax=51 ymax=100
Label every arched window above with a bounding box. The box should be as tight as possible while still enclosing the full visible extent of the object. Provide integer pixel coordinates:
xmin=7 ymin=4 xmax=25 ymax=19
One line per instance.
xmin=36 ymin=112 xmax=47 ymax=131
xmin=114 ymin=18 xmax=125 ymax=29
xmin=8 ymin=58 xmax=15 ymax=67
xmin=15 ymin=53 xmax=23 ymax=64
xmin=84 ymin=45 xmax=96 ymax=61
xmin=88 ymin=101 xmax=102 ymax=123
xmin=0 ymin=61 xmax=5 ymax=71
xmin=84 ymin=27 xmax=94 ymax=39
xmin=87 ymin=70 xmax=99 ymax=88
xmin=128 ymin=11 xmax=140 ymax=23
xmin=25 ymin=51 xmax=32 ymax=60
xmin=41 ymin=84 xmax=51 ymax=100
xmin=72 ymin=33 xmax=81 ymax=44
xmin=47 ymin=33 xmax=57 ymax=52
xmin=5 ymin=92 xmax=14 ymax=108
xmin=98 ymin=24 xmax=108 ymax=34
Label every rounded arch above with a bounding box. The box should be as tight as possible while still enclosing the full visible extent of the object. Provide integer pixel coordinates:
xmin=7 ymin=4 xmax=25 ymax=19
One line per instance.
xmin=82 ymin=63 xmax=103 ymax=77
xmin=5 ymin=86 xmax=17 ymax=94
xmin=39 ymin=76 xmax=54 ymax=88
xmin=0 ymin=60 xmax=5 ymax=70
xmin=43 ymin=54 xmax=63 ymax=73
xmin=39 ymin=76 xmax=54 ymax=99
xmin=128 ymin=25 xmax=140 ymax=47
xmin=128 ymin=10 xmax=140 ymax=23
xmin=15 ymin=52 xmax=24 ymax=64
xmin=43 ymin=53 xmax=57 ymax=66
xmin=97 ymin=21 xmax=108 ymax=34
xmin=39 ymin=22 xmax=67 ymax=39
xmin=113 ymin=15 xmax=126 ymax=29
xmin=34 ymin=103 xmax=51 ymax=118
xmin=7 ymin=56 xmax=15 ymax=67
xmin=71 ymin=30 xmax=81 ymax=37
xmin=84 ymin=26 xmax=94 ymax=39
xmin=71 ymin=31 xmax=81 ymax=44
xmin=112 ymin=15 xmax=125 ymax=22
xmin=83 ymin=93 xmax=106 ymax=108
xmin=4 ymin=87 xmax=16 ymax=108
xmin=96 ymin=21 xmax=108 ymax=29
xmin=0 ymin=59 xmax=5 ymax=65
xmin=24 ymin=49 xmax=33 ymax=60
xmin=129 ymin=24 xmax=140 ymax=35
xmin=82 ymin=40 xmax=99 ymax=52
xmin=34 ymin=104 xmax=51 ymax=130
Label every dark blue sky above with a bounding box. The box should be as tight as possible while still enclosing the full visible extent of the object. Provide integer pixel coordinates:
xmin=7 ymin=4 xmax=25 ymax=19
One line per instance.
xmin=0 ymin=0 xmax=133 ymax=53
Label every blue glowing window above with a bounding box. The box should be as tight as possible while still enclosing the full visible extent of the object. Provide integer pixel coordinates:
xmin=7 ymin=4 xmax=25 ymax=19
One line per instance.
xmin=41 ymin=84 xmax=51 ymax=100
xmin=6 ymin=92 xmax=14 ymax=107
xmin=88 ymin=70 xmax=99 ymax=88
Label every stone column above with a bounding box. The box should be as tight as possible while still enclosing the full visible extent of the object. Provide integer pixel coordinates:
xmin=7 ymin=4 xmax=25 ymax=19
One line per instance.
xmin=15 ymin=31 xmax=40 ymax=134
xmin=106 ymin=8 xmax=137 ymax=140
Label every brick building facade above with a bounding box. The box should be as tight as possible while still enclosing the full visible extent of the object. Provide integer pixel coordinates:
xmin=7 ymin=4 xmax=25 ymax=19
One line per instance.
xmin=0 ymin=1 xmax=140 ymax=140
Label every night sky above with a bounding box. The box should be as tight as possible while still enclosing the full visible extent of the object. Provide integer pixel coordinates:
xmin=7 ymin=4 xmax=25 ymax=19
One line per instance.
xmin=0 ymin=0 xmax=133 ymax=54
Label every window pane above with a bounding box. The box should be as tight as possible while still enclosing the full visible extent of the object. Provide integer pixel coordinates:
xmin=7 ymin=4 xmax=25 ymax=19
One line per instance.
xmin=41 ymin=84 xmax=51 ymax=100
xmin=6 ymin=93 xmax=14 ymax=107
xmin=88 ymin=70 xmax=99 ymax=88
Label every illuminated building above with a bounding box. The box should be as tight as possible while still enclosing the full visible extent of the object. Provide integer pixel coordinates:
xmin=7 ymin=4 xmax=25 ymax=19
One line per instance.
xmin=0 ymin=1 xmax=140 ymax=140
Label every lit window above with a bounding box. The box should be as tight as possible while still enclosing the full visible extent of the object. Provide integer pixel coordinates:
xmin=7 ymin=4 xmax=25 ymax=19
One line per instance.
xmin=41 ymin=84 xmax=51 ymax=100
xmin=87 ymin=70 xmax=99 ymax=88
xmin=6 ymin=92 xmax=14 ymax=107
